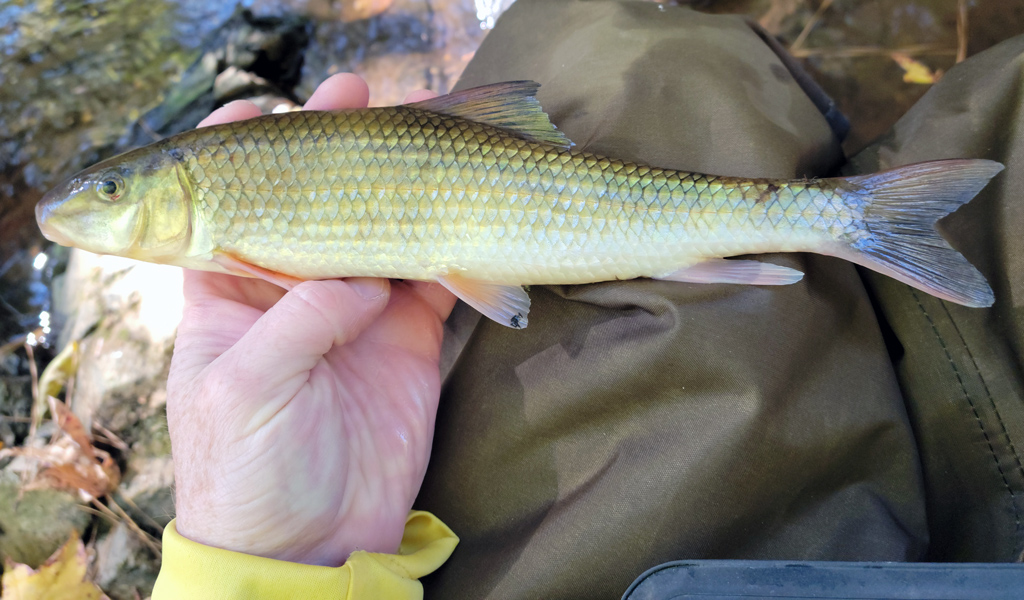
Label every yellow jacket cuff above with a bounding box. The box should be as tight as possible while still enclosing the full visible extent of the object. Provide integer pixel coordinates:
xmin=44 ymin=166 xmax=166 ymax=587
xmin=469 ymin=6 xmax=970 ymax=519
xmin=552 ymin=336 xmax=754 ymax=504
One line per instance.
xmin=152 ymin=511 xmax=458 ymax=599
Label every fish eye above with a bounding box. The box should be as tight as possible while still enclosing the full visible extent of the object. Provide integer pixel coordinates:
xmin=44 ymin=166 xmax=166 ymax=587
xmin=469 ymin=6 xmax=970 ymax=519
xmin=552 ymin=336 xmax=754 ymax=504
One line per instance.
xmin=96 ymin=174 xmax=125 ymax=200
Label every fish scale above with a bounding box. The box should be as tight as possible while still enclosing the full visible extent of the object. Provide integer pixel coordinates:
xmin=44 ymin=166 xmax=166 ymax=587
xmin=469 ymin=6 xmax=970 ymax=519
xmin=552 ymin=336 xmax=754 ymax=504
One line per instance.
xmin=177 ymin=108 xmax=835 ymax=284
xmin=36 ymin=80 xmax=1001 ymax=328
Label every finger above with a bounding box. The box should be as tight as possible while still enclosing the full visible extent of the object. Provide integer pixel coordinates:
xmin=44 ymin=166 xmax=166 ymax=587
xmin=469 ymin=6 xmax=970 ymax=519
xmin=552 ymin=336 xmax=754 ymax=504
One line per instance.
xmin=356 ymin=280 xmax=455 ymax=362
xmin=216 ymin=278 xmax=390 ymax=400
xmin=304 ymin=73 xmax=370 ymax=110
xmin=198 ymin=100 xmax=263 ymax=127
xmin=172 ymin=271 xmax=282 ymax=385
xmin=183 ymin=269 xmax=286 ymax=313
xmin=405 ymin=280 xmax=457 ymax=321
xmin=403 ymin=89 xmax=437 ymax=104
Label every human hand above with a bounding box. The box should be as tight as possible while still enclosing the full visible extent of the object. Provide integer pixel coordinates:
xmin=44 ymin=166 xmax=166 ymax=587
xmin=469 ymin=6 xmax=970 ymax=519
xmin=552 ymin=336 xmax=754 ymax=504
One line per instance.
xmin=165 ymin=74 xmax=457 ymax=566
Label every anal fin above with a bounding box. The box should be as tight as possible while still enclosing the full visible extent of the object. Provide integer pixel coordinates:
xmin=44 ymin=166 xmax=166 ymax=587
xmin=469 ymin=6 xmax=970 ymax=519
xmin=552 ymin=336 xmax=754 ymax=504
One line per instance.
xmin=437 ymin=273 xmax=531 ymax=329
xmin=213 ymin=252 xmax=305 ymax=290
xmin=657 ymin=258 xmax=804 ymax=285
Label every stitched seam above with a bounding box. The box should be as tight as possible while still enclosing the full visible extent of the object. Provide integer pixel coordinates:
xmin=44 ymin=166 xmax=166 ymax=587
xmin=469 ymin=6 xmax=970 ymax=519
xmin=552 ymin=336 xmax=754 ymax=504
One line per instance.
xmin=940 ymin=301 xmax=1024 ymax=556
xmin=913 ymin=291 xmax=1023 ymax=557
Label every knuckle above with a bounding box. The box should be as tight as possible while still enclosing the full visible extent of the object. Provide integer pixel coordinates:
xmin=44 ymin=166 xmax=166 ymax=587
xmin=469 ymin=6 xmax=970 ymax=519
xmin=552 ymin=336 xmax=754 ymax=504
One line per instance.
xmin=289 ymin=281 xmax=348 ymax=332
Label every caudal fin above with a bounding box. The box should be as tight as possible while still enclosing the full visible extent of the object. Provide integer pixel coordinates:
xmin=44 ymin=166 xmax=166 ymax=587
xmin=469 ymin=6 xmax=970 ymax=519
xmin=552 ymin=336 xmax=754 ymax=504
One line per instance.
xmin=837 ymin=159 xmax=1003 ymax=307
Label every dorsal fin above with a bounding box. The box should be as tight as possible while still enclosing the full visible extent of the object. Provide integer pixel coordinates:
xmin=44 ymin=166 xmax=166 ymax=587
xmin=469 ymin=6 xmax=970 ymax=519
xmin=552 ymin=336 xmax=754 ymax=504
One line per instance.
xmin=408 ymin=81 xmax=573 ymax=149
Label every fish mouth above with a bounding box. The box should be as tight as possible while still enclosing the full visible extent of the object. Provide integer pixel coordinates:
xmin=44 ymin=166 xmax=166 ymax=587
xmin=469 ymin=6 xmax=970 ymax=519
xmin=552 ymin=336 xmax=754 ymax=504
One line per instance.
xmin=36 ymin=189 xmax=74 ymax=246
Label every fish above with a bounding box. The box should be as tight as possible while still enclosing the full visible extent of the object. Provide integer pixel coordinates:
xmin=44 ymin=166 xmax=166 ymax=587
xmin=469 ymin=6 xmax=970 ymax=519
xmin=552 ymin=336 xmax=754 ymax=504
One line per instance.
xmin=36 ymin=81 xmax=1002 ymax=329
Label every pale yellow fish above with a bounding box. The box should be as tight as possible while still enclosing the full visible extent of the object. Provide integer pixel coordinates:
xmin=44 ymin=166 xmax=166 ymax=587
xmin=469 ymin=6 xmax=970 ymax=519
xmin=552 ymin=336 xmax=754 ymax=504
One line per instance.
xmin=37 ymin=81 xmax=1001 ymax=328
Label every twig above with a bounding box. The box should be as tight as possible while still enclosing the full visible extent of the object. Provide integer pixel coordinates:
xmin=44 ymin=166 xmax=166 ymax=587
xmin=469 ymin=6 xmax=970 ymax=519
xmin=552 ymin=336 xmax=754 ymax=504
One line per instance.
xmin=792 ymin=44 xmax=956 ymax=58
xmin=84 ymin=499 xmax=120 ymax=527
xmin=90 ymin=498 xmax=163 ymax=558
xmin=790 ymin=0 xmax=834 ymax=53
xmin=0 ymin=334 xmax=28 ymax=358
xmin=25 ymin=341 xmax=40 ymax=440
xmin=66 ymin=372 xmax=76 ymax=412
xmin=108 ymin=498 xmax=163 ymax=558
xmin=137 ymin=118 xmax=164 ymax=142
xmin=0 ymin=253 xmax=20 ymax=279
xmin=115 ymin=490 xmax=166 ymax=535
xmin=75 ymin=504 xmax=108 ymax=519
xmin=92 ymin=421 xmax=130 ymax=453
xmin=0 ymin=295 xmax=25 ymax=318
xmin=956 ymin=0 xmax=968 ymax=63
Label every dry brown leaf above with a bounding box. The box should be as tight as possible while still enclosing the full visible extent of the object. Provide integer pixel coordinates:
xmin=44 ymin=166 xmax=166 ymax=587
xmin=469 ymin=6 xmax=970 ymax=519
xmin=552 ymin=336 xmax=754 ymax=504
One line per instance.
xmin=759 ymin=0 xmax=802 ymax=36
xmin=891 ymin=52 xmax=943 ymax=84
xmin=48 ymin=397 xmax=95 ymax=461
xmin=0 ymin=438 xmax=80 ymax=482
xmin=1 ymin=532 xmax=109 ymax=599
xmin=33 ymin=445 xmax=119 ymax=500
xmin=0 ymin=427 xmax=118 ymax=500
xmin=38 ymin=461 xmax=116 ymax=500
xmin=339 ymin=0 xmax=393 ymax=22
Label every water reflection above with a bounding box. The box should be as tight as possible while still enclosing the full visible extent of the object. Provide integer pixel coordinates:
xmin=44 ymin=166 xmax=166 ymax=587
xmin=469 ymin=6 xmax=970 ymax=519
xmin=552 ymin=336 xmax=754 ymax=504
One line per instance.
xmin=474 ymin=0 xmax=515 ymax=29
xmin=0 ymin=0 xmax=197 ymax=189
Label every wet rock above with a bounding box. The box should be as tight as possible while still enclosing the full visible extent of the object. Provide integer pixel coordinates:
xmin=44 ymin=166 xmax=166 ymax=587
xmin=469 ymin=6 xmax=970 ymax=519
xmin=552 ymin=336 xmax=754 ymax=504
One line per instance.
xmin=118 ymin=431 xmax=175 ymax=529
xmin=94 ymin=522 xmax=161 ymax=600
xmin=123 ymin=9 xmax=311 ymax=147
xmin=297 ymin=0 xmax=486 ymax=104
xmin=0 ymin=470 xmax=91 ymax=567
xmin=38 ymin=254 xmax=172 ymax=599
xmin=214 ymin=67 xmax=301 ymax=114
xmin=45 ymin=251 xmax=178 ymax=596
xmin=53 ymin=252 xmax=181 ymax=435
xmin=0 ymin=369 xmax=31 ymax=449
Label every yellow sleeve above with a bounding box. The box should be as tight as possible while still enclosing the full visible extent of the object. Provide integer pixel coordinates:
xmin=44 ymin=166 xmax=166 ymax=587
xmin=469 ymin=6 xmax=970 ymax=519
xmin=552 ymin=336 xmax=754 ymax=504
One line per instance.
xmin=151 ymin=511 xmax=458 ymax=600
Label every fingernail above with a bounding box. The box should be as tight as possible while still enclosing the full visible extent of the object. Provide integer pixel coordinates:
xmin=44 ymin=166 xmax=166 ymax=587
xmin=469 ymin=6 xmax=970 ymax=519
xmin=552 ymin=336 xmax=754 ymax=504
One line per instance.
xmin=348 ymin=278 xmax=386 ymax=300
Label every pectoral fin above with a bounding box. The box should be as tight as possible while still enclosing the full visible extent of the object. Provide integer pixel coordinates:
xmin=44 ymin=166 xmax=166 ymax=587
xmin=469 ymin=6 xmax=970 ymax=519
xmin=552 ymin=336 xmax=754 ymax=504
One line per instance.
xmin=213 ymin=252 xmax=305 ymax=290
xmin=437 ymin=274 xmax=531 ymax=329
xmin=657 ymin=259 xmax=804 ymax=285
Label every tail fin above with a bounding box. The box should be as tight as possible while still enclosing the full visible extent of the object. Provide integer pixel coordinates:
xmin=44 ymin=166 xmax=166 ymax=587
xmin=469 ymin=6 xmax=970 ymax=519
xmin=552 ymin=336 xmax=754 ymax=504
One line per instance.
xmin=838 ymin=159 xmax=1003 ymax=307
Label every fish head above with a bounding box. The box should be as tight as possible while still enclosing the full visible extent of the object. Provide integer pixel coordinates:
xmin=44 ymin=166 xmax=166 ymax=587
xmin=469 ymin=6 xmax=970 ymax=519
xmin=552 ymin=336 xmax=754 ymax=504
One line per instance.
xmin=36 ymin=145 xmax=192 ymax=262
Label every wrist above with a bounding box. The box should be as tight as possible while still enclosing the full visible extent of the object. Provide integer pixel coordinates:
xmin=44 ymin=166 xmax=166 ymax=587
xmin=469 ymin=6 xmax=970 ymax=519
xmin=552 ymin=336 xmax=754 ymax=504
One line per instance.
xmin=172 ymin=486 xmax=408 ymax=566
xmin=174 ymin=503 xmax=344 ymax=566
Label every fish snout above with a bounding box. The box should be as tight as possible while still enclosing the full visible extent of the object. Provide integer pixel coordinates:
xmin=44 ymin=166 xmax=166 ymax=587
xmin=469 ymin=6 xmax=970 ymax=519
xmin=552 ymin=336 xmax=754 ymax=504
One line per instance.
xmin=36 ymin=188 xmax=73 ymax=246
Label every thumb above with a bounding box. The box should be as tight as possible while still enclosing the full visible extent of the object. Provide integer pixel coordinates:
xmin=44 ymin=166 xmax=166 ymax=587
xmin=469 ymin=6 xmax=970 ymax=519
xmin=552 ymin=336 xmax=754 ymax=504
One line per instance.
xmin=214 ymin=278 xmax=390 ymax=404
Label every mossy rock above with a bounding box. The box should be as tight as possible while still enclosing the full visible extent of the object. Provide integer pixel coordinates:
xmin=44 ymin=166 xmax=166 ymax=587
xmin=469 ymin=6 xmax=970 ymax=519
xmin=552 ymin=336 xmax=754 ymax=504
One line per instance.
xmin=94 ymin=522 xmax=161 ymax=600
xmin=0 ymin=471 xmax=90 ymax=567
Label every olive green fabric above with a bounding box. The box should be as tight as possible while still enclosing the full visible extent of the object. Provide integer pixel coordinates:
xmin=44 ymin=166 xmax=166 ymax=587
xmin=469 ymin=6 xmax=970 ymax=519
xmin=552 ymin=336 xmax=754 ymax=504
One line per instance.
xmin=847 ymin=36 xmax=1024 ymax=562
xmin=416 ymin=2 xmax=935 ymax=599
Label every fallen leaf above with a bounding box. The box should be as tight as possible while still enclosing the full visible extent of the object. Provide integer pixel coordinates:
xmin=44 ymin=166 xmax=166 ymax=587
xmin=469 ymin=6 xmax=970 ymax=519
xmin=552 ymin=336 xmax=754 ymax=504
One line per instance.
xmin=37 ymin=342 xmax=78 ymax=406
xmin=1 ymin=532 xmax=109 ymax=599
xmin=339 ymin=0 xmax=393 ymax=22
xmin=759 ymin=0 xmax=802 ymax=36
xmin=32 ymin=340 xmax=78 ymax=437
xmin=39 ymin=459 xmax=117 ymax=500
xmin=0 ymin=429 xmax=119 ymax=501
xmin=48 ymin=397 xmax=95 ymax=461
xmin=891 ymin=52 xmax=943 ymax=84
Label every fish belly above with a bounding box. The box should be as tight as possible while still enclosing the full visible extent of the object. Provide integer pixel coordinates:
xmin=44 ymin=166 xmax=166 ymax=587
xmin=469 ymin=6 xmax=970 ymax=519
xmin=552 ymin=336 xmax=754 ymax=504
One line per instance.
xmin=182 ymin=108 xmax=854 ymax=284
